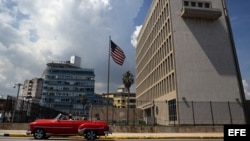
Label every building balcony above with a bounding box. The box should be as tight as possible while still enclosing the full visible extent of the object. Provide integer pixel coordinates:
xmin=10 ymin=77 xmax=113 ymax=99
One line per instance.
xmin=181 ymin=7 xmax=222 ymax=20
xmin=42 ymin=89 xmax=94 ymax=94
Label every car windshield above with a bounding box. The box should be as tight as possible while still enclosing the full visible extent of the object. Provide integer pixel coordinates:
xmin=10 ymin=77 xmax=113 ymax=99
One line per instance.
xmin=54 ymin=113 xmax=65 ymax=120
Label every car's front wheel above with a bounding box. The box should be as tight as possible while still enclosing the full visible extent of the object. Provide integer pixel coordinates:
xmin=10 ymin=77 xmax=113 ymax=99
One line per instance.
xmin=33 ymin=128 xmax=45 ymax=139
xmin=85 ymin=130 xmax=97 ymax=140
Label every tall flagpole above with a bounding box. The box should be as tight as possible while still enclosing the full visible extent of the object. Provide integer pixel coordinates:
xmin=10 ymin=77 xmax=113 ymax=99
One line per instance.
xmin=106 ymin=36 xmax=111 ymax=123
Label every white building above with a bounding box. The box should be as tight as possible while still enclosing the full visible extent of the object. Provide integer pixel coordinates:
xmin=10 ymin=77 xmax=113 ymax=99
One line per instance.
xmin=136 ymin=0 xmax=246 ymax=125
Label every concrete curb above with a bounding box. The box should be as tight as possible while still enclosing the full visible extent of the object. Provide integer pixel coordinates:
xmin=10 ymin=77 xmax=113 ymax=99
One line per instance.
xmin=99 ymin=136 xmax=224 ymax=139
xmin=0 ymin=133 xmax=32 ymax=137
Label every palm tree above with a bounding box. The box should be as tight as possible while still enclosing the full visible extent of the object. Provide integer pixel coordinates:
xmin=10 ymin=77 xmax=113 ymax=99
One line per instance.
xmin=122 ymin=71 xmax=134 ymax=93
xmin=81 ymin=95 xmax=88 ymax=116
xmin=122 ymin=71 xmax=134 ymax=125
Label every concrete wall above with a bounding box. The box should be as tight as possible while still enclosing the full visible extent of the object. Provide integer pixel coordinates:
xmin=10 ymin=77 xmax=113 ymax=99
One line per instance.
xmin=0 ymin=123 xmax=29 ymax=130
xmin=170 ymin=0 xmax=245 ymax=124
xmin=172 ymin=0 xmax=242 ymax=102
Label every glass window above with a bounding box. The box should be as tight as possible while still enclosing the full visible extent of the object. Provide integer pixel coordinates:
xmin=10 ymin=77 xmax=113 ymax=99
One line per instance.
xmin=198 ymin=2 xmax=203 ymax=7
xmin=205 ymin=3 xmax=210 ymax=8
xmin=191 ymin=2 xmax=196 ymax=7
xmin=184 ymin=1 xmax=189 ymax=6
xmin=168 ymin=99 xmax=177 ymax=121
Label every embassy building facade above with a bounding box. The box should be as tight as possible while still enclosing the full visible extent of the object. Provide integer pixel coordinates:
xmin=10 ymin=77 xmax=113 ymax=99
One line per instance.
xmin=40 ymin=56 xmax=96 ymax=117
xmin=136 ymin=0 xmax=247 ymax=125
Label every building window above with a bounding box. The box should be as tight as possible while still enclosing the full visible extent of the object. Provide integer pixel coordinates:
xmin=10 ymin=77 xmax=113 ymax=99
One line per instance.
xmin=184 ymin=1 xmax=189 ymax=6
xmin=168 ymin=99 xmax=177 ymax=121
xmin=198 ymin=2 xmax=203 ymax=7
xmin=205 ymin=3 xmax=210 ymax=8
xmin=184 ymin=1 xmax=211 ymax=9
xmin=191 ymin=1 xmax=196 ymax=7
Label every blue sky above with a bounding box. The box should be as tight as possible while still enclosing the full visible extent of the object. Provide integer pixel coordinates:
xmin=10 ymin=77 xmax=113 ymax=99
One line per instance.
xmin=0 ymin=0 xmax=249 ymax=100
xmin=225 ymin=0 xmax=250 ymax=99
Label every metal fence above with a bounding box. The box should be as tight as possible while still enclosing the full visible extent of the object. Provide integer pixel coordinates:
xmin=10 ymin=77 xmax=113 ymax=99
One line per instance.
xmin=89 ymin=100 xmax=247 ymax=126
xmin=1 ymin=96 xmax=248 ymax=125
xmin=89 ymin=106 xmax=144 ymax=126
xmin=1 ymin=95 xmax=66 ymax=123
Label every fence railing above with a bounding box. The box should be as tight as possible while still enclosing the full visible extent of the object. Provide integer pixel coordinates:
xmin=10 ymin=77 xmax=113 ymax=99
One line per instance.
xmin=1 ymin=96 xmax=247 ymax=126
xmin=89 ymin=100 xmax=247 ymax=126
xmin=1 ymin=96 xmax=66 ymax=123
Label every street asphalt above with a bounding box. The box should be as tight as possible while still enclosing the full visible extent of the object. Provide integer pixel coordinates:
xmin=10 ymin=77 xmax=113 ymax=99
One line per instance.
xmin=0 ymin=130 xmax=224 ymax=139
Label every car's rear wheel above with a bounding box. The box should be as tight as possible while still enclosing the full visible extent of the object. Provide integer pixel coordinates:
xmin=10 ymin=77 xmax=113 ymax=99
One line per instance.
xmin=85 ymin=130 xmax=97 ymax=140
xmin=33 ymin=128 xmax=45 ymax=139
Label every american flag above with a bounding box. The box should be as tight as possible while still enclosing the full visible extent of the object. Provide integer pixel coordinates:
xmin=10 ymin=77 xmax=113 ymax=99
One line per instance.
xmin=110 ymin=40 xmax=126 ymax=65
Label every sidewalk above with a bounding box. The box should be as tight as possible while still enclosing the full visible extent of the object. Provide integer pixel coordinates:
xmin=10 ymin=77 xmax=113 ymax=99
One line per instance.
xmin=0 ymin=130 xmax=224 ymax=139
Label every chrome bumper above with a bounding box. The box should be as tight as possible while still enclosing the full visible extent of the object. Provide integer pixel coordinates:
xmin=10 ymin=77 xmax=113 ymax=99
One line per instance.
xmin=78 ymin=128 xmax=112 ymax=135
xmin=105 ymin=129 xmax=112 ymax=135
xmin=26 ymin=130 xmax=32 ymax=135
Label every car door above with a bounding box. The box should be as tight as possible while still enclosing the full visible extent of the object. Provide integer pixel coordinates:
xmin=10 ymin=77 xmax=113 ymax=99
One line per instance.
xmin=52 ymin=119 xmax=75 ymax=135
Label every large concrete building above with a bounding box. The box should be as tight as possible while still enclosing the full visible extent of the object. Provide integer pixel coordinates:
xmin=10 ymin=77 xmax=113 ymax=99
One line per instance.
xmin=40 ymin=56 xmax=96 ymax=117
xmin=22 ymin=78 xmax=43 ymax=102
xmin=136 ymin=0 xmax=247 ymax=125
xmin=104 ymin=87 xmax=136 ymax=108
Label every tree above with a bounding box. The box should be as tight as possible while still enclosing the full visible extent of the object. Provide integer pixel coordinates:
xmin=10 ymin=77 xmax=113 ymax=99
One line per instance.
xmin=122 ymin=71 xmax=134 ymax=93
xmin=81 ymin=95 xmax=88 ymax=116
xmin=122 ymin=71 xmax=134 ymax=125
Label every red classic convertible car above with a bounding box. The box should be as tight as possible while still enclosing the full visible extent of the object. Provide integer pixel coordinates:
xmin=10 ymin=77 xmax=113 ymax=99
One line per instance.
xmin=26 ymin=113 xmax=111 ymax=140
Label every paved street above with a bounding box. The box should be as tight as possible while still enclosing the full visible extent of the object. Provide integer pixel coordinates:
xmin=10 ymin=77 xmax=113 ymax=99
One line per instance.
xmin=0 ymin=136 xmax=223 ymax=141
xmin=0 ymin=130 xmax=224 ymax=139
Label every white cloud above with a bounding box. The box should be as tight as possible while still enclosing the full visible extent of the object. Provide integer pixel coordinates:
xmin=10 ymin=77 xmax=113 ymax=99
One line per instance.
xmin=131 ymin=25 xmax=142 ymax=48
xmin=0 ymin=0 xmax=143 ymax=96
xmin=243 ymin=80 xmax=250 ymax=100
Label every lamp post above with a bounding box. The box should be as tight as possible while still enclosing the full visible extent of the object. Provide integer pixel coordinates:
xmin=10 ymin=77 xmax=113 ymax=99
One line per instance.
xmin=12 ymin=83 xmax=23 ymax=122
